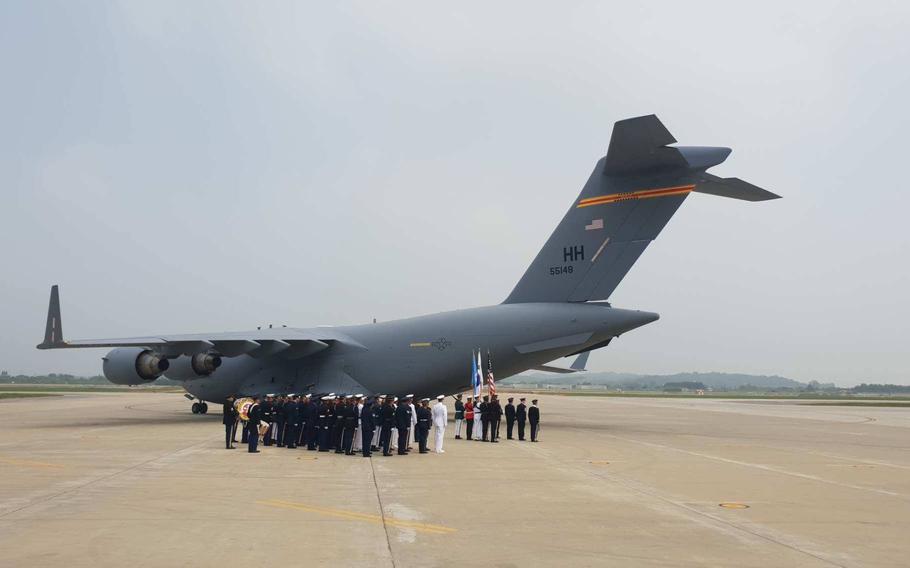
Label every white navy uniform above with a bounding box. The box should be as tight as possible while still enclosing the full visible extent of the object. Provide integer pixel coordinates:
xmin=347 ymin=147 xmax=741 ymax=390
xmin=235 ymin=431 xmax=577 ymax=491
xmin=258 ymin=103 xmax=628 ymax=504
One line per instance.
xmin=352 ymin=400 xmax=364 ymax=452
xmin=432 ymin=398 xmax=448 ymax=453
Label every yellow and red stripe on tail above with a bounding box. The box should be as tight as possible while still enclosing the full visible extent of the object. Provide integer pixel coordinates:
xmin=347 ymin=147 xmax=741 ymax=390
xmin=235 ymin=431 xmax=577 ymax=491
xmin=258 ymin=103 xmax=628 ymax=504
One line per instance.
xmin=577 ymin=184 xmax=695 ymax=208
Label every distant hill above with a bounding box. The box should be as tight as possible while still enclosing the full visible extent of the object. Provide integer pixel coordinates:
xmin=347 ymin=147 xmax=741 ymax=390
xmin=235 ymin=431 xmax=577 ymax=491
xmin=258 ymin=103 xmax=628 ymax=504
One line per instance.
xmin=501 ymin=371 xmax=809 ymax=390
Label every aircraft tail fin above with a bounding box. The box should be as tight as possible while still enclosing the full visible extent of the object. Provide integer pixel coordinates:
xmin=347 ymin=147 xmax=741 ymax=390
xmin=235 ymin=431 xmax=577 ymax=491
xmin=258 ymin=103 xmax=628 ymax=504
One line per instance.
xmin=37 ymin=285 xmax=65 ymax=349
xmin=503 ymin=115 xmax=778 ymax=304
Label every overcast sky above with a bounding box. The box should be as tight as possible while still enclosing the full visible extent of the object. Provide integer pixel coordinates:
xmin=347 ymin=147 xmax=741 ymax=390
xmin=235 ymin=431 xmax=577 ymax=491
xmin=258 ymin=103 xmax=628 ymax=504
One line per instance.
xmin=2 ymin=2 xmax=908 ymax=385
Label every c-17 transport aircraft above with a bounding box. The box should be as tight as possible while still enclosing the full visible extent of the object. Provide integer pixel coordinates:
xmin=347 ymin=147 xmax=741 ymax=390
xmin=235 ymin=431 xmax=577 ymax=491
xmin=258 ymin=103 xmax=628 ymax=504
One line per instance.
xmin=38 ymin=115 xmax=779 ymax=413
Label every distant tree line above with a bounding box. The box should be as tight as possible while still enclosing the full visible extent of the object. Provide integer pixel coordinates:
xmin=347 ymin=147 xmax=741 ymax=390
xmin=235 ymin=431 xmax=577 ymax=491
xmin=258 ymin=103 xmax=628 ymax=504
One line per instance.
xmin=662 ymin=381 xmax=706 ymax=391
xmin=850 ymin=383 xmax=910 ymax=394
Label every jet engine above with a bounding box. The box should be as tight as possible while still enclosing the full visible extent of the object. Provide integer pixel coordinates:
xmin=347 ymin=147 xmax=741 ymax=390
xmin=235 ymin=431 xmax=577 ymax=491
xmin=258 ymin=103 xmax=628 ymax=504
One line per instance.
xmin=164 ymin=352 xmax=223 ymax=381
xmin=102 ymin=347 xmax=170 ymax=385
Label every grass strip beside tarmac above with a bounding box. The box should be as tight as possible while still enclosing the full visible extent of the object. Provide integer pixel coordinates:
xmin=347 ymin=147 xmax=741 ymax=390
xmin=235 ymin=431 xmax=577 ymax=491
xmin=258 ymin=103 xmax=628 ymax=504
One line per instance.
xmin=0 ymin=392 xmax=60 ymax=400
xmin=0 ymin=384 xmax=182 ymax=393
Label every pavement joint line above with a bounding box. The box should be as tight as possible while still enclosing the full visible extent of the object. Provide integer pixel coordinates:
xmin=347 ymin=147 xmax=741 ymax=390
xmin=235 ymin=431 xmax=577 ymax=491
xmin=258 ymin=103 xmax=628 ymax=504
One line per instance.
xmin=256 ymin=500 xmax=456 ymax=535
xmin=512 ymin=434 xmax=851 ymax=568
xmin=805 ymin=450 xmax=910 ymax=471
xmin=367 ymin=456 xmax=398 ymax=568
xmin=0 ymin=456 xmax=65 ymax=469
xmin=599 ymin=431 xmax=909 ymax=500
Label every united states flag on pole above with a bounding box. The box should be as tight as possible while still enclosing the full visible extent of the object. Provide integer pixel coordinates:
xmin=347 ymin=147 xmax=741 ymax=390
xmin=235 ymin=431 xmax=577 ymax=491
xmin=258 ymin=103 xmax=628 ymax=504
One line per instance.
xmin=486 ymin=349 xmax=496 ymax=396
xmin=474 ymin=349 xmax=483 ymax=397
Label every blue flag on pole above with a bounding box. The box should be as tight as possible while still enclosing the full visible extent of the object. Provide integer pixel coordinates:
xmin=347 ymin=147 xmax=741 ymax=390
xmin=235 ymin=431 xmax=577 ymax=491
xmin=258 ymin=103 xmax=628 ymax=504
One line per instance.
xmin=471 ymin=349 xmax=481 ymax=397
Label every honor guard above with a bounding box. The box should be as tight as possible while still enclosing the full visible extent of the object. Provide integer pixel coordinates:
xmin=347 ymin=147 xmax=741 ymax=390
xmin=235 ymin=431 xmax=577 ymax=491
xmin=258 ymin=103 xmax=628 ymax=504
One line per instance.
xmin=297 ymin=394 xmax=310 ymax=448
xmin=415 ymin=398 xmax=431 ymax=453
xmin=408 ymin=396 xmax=417 ymax=451
xmin=371 ymin=395 xmax=384 ymax=451
xmin=432 ymin=395 xmax=448 ymax=454
xmin=342 ymin=395 xmax=357 ymax=455
xmin=380 ymin=396 xmax=395 ymax=456
xmin=453 ymin=394 xmax=465 ymax=439
xmin=489 ymin=395 xmax=503 ymax=442
xmin=529 ymin=399 xmax=541 ymax=442
xmin=305 ymin=395 xmax=320 ymax=450
xmin=360 ymin=396 xmax=375 ymax=457
xmin=395 ymin=395 xmax=412 ymax=455
xmin=480 ymin=395 xmax=491 ymax=442
xmin=332 ymin=395 xmax=345 ymax=454
xmin=516 ymin=398 xmax=527 ymax=441
xmin=317 ymin=395 xmax=333 ymax=452
xmin=261 ymin=395 xmax=275 ymax=446
xmin=284 ymin=395 xmax=300 ymax=449
xmin=222 ymin=395 xmax=237 ymax=449
xmin=274 ymin=395 xmax=287 ymax=447
xmin=504 ymin=397 xmax=516 ymax=439
xmin=472 ymin=396 xmax=483 ymax=440
xmin=246 ymin=395 xmax=262 ymax=453
xmin=351 ymin=395 xmax=365 ymax=454
xmin=390 ymin=396 xmax=399 ymax=450
xmin=464 ymin=397 xmax=474 ymax=441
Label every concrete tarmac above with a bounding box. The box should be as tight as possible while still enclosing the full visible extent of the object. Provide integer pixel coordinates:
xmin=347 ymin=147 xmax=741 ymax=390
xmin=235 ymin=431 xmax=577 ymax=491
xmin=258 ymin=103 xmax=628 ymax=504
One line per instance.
xmin=1 ymin=392 xmax=908 ymax=567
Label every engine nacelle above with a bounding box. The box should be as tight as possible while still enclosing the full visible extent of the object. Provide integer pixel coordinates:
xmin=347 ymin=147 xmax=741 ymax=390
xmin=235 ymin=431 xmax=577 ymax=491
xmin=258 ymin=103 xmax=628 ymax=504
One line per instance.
xmin=102 ymin=347 xmax=170 ymax=385
xmin=163 ymin=353 xmax=223 ymax=381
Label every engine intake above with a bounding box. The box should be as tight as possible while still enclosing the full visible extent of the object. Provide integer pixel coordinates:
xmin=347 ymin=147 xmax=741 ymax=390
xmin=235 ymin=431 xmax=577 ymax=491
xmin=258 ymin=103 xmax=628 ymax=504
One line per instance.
xmin=103 ymin=347 xmax=169 ymax=385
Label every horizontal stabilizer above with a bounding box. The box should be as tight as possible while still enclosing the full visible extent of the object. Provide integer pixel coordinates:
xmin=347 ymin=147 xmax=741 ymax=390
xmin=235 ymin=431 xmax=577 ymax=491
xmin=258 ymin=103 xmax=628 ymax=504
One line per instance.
xmin=532 ymin=351 xmax=590 ymax=374
xmin=531 ymin=364 xmax=577 ymax=374
xmin=570 ymin=351 xmax=589 ymax=371
xmin=603 ymin=114 xmax=689 ymax=176
xmin=695 ymin=173 xmax=780 ymax=201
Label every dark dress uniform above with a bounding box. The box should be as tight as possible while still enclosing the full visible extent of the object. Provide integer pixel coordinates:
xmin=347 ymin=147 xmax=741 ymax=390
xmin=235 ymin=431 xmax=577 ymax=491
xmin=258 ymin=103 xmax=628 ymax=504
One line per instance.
xmin=247 ymin=402 xmax=262 ymax=453
xmin=480 ymin=400 xmax=490 ymax=441
xmin=416 ymin=405 xmax=431 ymax=453
xmin=284 ymin=400 xmax=300 ymax=449
xmin=305 ymin=400 xmax=320 ymax=450
xmin=342 ymin=402 xmax=357 ymax=455
xmin=261 ymin=399 xmax=275 ymax=446
xmin=529 ymin=404 xmax=540 ymax=441
xmin=371 ymin=403 xmax=382 ymax=451
xmin=516 ymin=401 xmax=527 ymax=440
xmin=380 ymin=402 xmax=395 ymax=456
xmin=505 ymin=401 xmax=516 ymax=439
xmin=222 ymin=401 xmax=237 ymax=449
xmin=317 ymin=402 xmax=332 ymax=452
xmin=454 ymin=399 xmax=465 ymax=439
xmin=297 ymin=399 xmax=308 ymax=447
xmin=334 ymin=402 xmax=348 ymax=453
xmin=394 ymin=403 xmax=411 ymax=455
xmin=360 ymin=401 xmax=375 ymax=457
xmin=275 ymin=399 xmax=287 ymax=447
xmin=489 ymin=399 xmax=503 ymax=442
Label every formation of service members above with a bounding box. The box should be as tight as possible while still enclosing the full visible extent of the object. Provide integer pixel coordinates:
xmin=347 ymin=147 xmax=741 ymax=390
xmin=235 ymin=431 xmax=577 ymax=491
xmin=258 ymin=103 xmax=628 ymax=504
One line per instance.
xmin=223 ymin=392 xmax=541 ymax=455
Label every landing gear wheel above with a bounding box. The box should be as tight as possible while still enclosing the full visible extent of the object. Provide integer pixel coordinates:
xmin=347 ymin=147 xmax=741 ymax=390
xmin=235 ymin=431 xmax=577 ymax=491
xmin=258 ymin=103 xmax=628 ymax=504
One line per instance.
xmin=191 ymin=402 xmax=201 ymax=414
xmin=200 ymin=402 xmax=208 ymax=414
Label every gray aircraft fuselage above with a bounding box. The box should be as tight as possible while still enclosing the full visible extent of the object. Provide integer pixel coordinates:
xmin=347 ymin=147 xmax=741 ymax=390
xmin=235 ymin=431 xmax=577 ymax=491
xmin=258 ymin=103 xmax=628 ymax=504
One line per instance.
xmin=37 ymin=115 xmax=777 ymax=405
xmin=181 ymin=303 xmax=657 ymax=403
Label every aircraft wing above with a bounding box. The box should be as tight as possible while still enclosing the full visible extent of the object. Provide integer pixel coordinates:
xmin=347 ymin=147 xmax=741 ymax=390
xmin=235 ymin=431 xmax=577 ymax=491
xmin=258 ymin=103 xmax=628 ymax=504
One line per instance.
xmin=36 ymin=285 xmax=365 ymax=359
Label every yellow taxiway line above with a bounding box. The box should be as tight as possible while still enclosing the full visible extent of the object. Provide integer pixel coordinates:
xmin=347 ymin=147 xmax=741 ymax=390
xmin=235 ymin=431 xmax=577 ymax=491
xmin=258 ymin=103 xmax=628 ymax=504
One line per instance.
xmin=257 ymin=499 xmax=456 ymax=535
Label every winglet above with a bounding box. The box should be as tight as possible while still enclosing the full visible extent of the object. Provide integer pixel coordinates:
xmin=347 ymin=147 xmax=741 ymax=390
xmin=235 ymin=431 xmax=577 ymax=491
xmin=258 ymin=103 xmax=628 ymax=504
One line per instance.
xmin=37 ymin=285 xmax=65 ymax=349
xmin=570 ymin=351 xmax=590 ymax=371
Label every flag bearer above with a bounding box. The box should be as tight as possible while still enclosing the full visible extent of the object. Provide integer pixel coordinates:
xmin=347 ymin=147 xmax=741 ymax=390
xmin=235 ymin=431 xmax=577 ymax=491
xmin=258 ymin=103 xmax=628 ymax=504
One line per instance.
xmin=453 ymin=394 xmax=465 ymax=439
